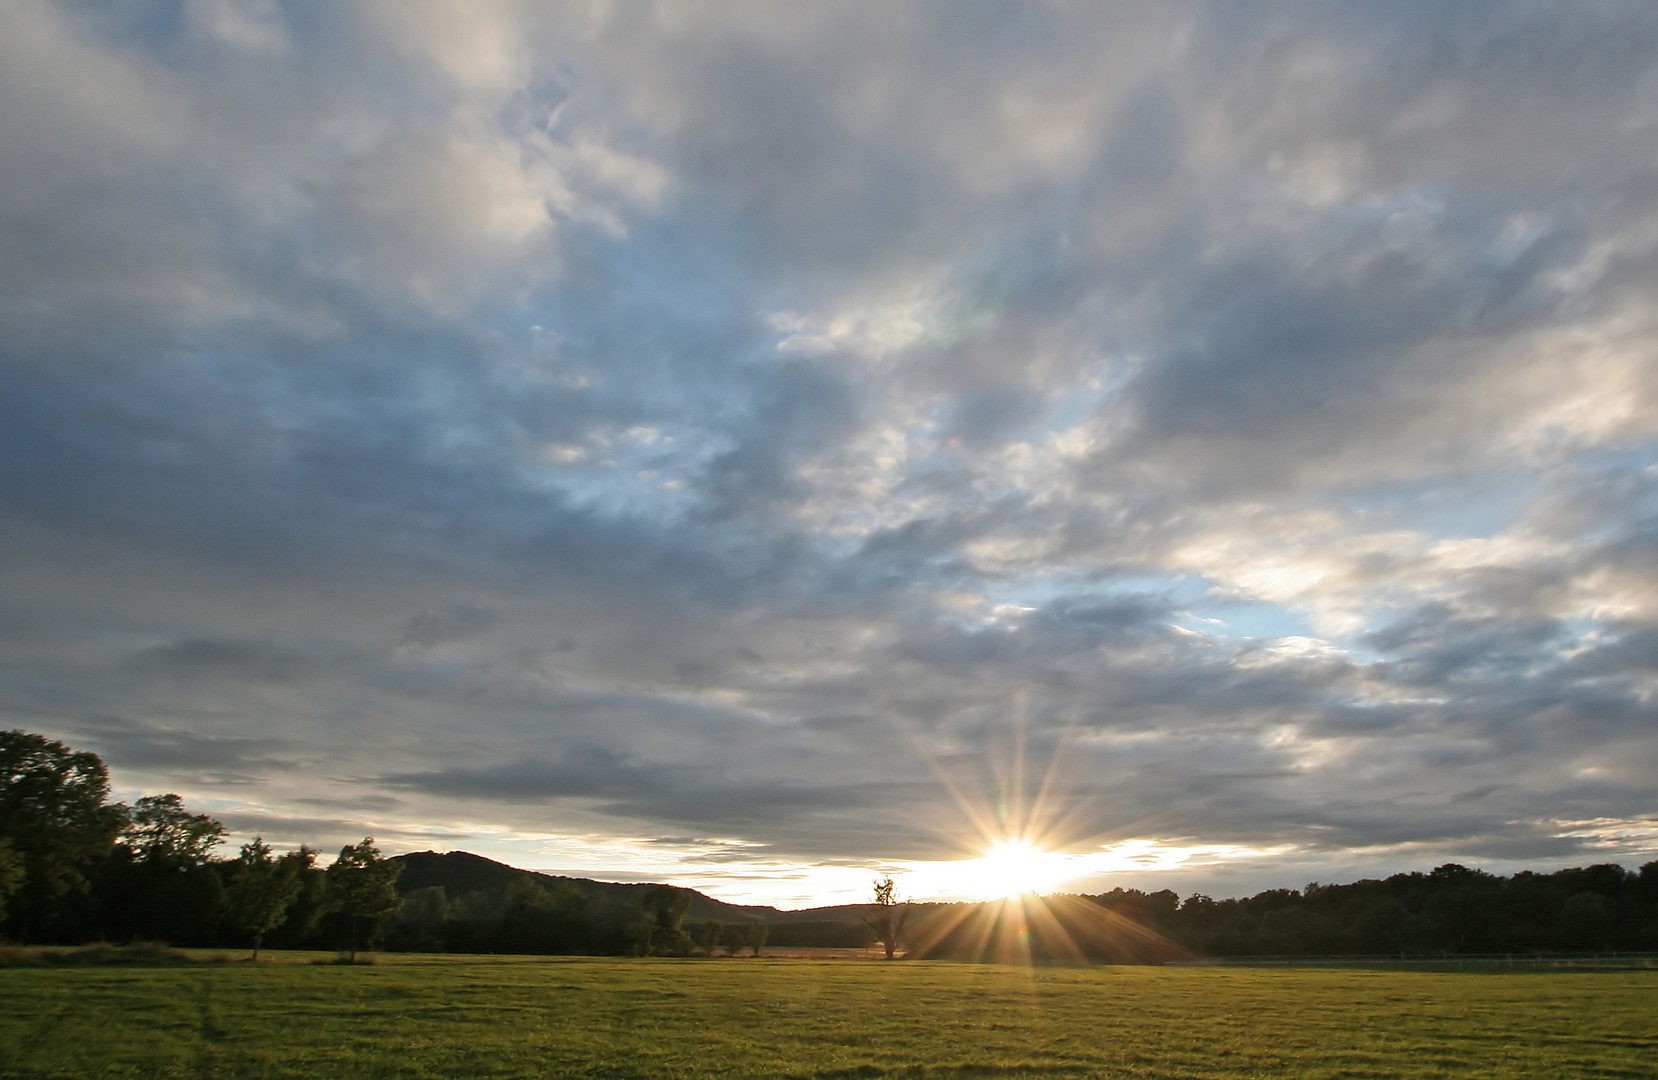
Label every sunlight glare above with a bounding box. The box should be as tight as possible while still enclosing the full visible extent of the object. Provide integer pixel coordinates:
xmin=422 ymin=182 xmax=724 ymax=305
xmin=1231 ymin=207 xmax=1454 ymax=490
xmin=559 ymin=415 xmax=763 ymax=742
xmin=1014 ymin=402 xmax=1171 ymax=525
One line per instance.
xmin=947 ymin=839 xmax=1075 ymax=900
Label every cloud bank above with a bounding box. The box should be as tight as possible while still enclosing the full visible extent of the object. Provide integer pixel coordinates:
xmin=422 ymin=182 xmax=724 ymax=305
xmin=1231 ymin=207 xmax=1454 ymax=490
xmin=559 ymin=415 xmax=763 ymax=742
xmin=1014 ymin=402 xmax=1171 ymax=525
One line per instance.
xmin=4 ymin=0 xmax=1658 ymax=904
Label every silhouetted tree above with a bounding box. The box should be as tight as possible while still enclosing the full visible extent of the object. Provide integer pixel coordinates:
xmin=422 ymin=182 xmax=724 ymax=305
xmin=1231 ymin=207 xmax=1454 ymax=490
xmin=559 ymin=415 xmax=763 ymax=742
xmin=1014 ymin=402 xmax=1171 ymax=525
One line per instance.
xmin=0 ymin=730 xmax=127 ymax=941
xmin=635 ymin=885 xmax=692 ymax=956
xmin=262 ymin=846 xmax=325 ymax=950
xmin=863 ymin=876 xmax=908 ymax=959
xmin=491 ymin=876 xmax=590 ymax=954
xmin=107 ymin=794 xmax=227 ymax=945
xmin=693 ymin=918 xmax=723 ymax=956
xmin=1561 ymin=891 xmax=1609 ymax=949
xmin=123 ymin=795 xmax=226 ymax=866
xmin=745 ymin=920 xmax=768 ymax=957
xmin=326 ymin=838 xmax=403 ymax=961
xmin=224 ymin=837 xmax=302 ymax=959
xmin=391 ymin=886 xmax=451 ymax=951
xmin=0 ymin=839 xmax=22 ymax=923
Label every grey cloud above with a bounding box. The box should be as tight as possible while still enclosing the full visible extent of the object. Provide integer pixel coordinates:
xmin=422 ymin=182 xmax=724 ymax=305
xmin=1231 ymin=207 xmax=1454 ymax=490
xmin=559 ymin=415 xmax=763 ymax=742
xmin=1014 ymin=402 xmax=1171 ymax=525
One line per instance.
xmin=68 ymin=714 xmax=292 ymax=774
xmin=127 ymin=638 xmax=319 ymax=683
xmin=402 ymin=605 xmax=495 ymax=647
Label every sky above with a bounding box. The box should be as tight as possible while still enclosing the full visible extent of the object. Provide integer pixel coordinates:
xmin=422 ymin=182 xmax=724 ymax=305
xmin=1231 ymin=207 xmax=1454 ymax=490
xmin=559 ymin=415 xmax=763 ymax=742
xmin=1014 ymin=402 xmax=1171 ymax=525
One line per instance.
xmin=4 ymin=0 xmax=1658 ymax=908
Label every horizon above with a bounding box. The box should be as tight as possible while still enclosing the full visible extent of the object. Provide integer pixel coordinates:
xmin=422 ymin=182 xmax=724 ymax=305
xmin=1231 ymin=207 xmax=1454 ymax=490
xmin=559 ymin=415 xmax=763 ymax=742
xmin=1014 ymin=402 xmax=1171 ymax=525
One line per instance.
xmin=5 ymin=2 xmax=1658 ymax=910
xmin=393 ymin=846 xmax=1658 ymax=913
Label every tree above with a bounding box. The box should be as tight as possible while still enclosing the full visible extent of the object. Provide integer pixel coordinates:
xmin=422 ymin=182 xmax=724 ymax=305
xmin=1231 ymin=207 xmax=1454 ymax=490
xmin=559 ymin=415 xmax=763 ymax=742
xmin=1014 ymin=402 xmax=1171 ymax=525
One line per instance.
xmin=0 ymin=839 xmax=22 ymax=923
xmin=496 ymin=876 xmax=589 ymax=954
xmin=863 ymin=876 xmax=909 ymax=960
xmin=224 ymin=838 xmax=302 ymax=960
xmin=744 ymin=919 xmax=768 ymax=957
xmin=264 ymin=846 xmax=327 ymax=950
xmin=636 ymin=885 xmax=692 ymax=956
xmin=123 ymin=794 xmax=225 ymax=866
xmin=391 ymin=886 xmax=451 ymax=952
xmin=326 ymin=838 xmax=403 ymax=962
xmin=111 ymin=793 xmax=229 ymax=944
xmin=694 ymin=918 xmax=724 ymax=956
xmin=0 ymin=730 xmax=128 ymax=941
xmin=720 ymin=922 xmax=751 ymax=956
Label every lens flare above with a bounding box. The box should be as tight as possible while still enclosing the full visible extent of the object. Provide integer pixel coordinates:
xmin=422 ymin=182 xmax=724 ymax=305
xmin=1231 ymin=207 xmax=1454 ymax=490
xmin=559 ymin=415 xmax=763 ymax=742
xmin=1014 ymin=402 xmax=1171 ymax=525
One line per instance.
xmin=958 ymin=839 xmax=1075 ymax=899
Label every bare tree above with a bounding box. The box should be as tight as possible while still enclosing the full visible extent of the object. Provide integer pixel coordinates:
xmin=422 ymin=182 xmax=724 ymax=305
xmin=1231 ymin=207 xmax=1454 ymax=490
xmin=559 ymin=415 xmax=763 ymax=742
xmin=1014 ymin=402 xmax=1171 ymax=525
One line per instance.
xmin=863 ymin=876 xmax=908 ymax=959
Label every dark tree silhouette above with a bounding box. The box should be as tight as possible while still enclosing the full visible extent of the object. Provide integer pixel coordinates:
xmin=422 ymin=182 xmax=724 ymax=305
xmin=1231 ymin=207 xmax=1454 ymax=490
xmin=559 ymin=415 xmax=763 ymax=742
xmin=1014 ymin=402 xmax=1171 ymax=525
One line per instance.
xmin=0 ymin=839 xmax=21 ymax=922
xmin=123 ymin=795 xmax=225 ymax=867
xmin=864 ymin=876 xmax=909 ymax=959
xmin=694 ymin=918 xmax=724 ymax=955
xmin=0 ymin=730 xmax=127 ymax=941
xmin=635 ymin=884 xmax=692 ymax=956
xmin=326 ymin=838 xmax=404 ymax=961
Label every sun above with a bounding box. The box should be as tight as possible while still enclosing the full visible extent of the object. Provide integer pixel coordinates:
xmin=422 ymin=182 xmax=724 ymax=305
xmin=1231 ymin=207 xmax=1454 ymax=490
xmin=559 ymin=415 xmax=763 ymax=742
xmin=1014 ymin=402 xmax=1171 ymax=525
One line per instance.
xmin=956 ymin=839 xmax=1074 ymax=900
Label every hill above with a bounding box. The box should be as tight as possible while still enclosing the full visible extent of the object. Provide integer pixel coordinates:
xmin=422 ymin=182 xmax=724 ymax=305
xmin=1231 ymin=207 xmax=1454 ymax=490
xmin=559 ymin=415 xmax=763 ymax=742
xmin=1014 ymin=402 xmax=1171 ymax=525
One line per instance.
xmin=390 ymin=850 xmax=868 ymax=924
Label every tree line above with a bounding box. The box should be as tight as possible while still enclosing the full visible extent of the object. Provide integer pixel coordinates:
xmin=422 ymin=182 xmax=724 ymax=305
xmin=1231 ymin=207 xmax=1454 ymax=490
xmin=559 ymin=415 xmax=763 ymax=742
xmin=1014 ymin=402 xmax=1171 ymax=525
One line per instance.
xmin=6 ymin=729 xmax=1656 ymax=960
xmin=0 ymin=730 xmax=763 ymax=958
xmin=1082 ymin=858 xmax=1658 ymax=957
xmin=884 ymin=861 xmax=1658 ymax=962
xmin=1 ymin=731 xmax=402 ymax=959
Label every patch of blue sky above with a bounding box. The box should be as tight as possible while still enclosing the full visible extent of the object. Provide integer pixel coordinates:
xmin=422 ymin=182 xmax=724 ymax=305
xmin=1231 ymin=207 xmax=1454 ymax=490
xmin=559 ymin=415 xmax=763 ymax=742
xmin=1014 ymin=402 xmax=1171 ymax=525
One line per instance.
xmin=1177 ymin=595 xmax=1317 ymax=642
xmin=1038 ymin=360 xmax=1134 ymax=433
xmin=977 ymin=572 xmax=1312 ymax=646
xmin=1569 ymin=440 xmax=1658 ymax=518
xmin=974 ymin=569 xmax=1327 ymax=650
xmin=520 ymin=420 xmax=731 ymax=525
xmin=1339 ymin=469 xmax=1537 ymax=540
xmin=520 ymin=218 xmax=765 ymax=406
xmin=1554 ymin=613 xmax=1616 ymax=660
xmin=976 ymin=571 xmax=1194 ymax=615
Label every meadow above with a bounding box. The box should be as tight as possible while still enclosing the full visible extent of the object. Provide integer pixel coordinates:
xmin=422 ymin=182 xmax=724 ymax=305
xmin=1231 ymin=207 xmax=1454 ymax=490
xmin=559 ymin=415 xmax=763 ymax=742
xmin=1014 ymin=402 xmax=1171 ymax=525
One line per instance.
xmin=1 ymin=952 xmax=1654 ymax=1079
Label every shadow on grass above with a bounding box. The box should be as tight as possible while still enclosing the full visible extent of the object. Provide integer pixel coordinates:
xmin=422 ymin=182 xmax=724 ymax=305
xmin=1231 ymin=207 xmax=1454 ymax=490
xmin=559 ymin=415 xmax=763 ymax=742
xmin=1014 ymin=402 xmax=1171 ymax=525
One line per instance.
xmin=0 ymin=942 xmax=228 ymax=967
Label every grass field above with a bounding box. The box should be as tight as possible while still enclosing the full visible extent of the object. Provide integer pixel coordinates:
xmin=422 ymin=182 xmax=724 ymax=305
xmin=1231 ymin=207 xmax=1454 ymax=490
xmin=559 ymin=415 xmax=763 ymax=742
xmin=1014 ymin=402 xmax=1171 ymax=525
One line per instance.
xmin=1 ymin=952 xmax=1654 ymax=1079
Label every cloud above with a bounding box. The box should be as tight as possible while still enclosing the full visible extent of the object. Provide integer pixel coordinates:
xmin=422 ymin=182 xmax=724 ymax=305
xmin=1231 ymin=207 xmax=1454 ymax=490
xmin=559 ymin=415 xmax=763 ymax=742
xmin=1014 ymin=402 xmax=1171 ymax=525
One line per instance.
xmin=1 ymin=1 xmax=1657 ymax=903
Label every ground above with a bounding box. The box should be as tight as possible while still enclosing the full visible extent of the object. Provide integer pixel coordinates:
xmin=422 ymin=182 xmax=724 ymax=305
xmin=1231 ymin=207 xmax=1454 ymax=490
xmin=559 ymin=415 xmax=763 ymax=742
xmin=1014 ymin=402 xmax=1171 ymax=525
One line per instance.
xmin=1 ymin=952 xmax=1654 ymax=1078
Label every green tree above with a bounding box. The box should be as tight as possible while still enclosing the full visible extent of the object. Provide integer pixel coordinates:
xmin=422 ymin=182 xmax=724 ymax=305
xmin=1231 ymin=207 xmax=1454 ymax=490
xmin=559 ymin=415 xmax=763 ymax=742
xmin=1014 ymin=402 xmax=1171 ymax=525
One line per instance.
xmin=265 ymin=846 xmax=327 ymax=949
xmin=499 ymin=876 xmax=588 ymax=954
xmin=694 ymin=919 xmax=724 ymax=956
xmin=0 ymin=839 xmax=22 ymax=923
xmin=744 ymin=919 xmax=769 ymax=957
xmin=1561 ymin=891 xmax=1609 ymax=950
xmin=123 ymin=794 xmax=226 ymax=866
xmin=391 ymin=885 xmax=451 ymax=952
xmin=0 ymin=731 xmax=128 ymax=941
xmin=325 ymin=837 xmax=403 ymax=962
xmin=636 ymin=885 xmax=692 ymax=956
xmin=114 ymin=793 xmax=228 ymax=944
xmin=720 ymin=922 xmax=749 ymax=956
xmin=863 ymin=876 xmax=908 ymax=960
xmin=224 ymin=837 xmax=302 ymax=960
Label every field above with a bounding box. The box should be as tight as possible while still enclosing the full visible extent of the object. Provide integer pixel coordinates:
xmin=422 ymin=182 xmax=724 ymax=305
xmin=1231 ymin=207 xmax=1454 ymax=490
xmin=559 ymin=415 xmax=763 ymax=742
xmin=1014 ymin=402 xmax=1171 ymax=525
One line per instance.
xmin=1 ymin=952 xmax=1654 ymax=1079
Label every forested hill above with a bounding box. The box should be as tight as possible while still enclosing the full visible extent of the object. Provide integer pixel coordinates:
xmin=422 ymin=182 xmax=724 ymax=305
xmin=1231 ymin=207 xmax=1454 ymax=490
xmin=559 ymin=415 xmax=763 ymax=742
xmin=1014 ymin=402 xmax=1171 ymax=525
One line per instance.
xmin=392 ymin=851 xmax=788 ymax=923
xmin=394 ymin=851 xmax=1658 ymax=958
xmin=391 ymin=851 xmax=876 ymax=925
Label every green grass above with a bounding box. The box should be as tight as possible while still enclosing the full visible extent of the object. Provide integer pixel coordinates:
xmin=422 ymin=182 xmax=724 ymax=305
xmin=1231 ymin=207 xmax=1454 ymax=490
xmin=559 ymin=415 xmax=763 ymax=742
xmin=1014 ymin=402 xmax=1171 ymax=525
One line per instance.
xmin=1 ymin=952 xmax=1654 ymax=1078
